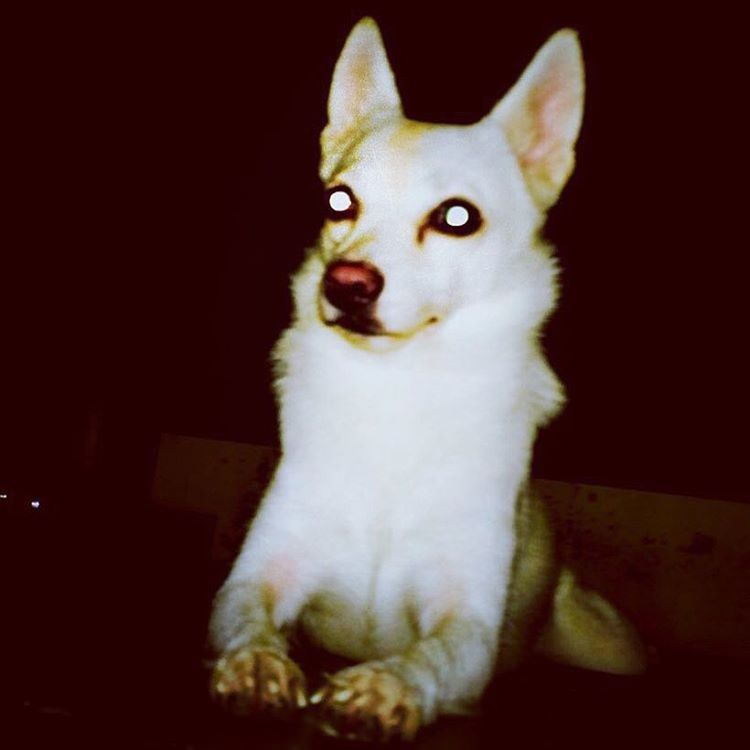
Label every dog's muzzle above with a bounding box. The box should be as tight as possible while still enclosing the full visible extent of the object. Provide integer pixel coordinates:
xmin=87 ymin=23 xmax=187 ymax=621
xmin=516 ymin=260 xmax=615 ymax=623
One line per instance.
xmin=322 ymin=260 xmax=385 ymax=336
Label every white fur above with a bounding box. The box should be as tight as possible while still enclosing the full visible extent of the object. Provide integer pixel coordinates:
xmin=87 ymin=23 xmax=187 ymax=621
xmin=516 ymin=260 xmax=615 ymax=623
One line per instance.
xmin=210 ymin=17 xmax=583 ymax=725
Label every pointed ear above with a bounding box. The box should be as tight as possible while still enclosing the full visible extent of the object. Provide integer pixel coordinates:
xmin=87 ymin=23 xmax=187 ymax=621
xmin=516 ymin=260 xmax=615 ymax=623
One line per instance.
xmin=323 ymin=18 xmax=402 ymax=150
xmin=487 ymin=30 xmax=584 ymax=209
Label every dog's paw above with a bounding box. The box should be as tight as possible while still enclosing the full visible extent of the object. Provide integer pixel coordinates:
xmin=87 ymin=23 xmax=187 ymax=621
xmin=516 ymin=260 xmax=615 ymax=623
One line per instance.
xmin=310 ymin=663 xmax=422 ymax=742
xmin=211 ymin=646 xmax=307 ymax=717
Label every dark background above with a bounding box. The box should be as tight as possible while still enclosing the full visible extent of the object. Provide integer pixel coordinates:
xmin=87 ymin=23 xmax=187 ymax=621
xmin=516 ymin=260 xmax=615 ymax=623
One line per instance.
xmin=3 ymin=3 xmax=749 ymax=746
xmin=5 ymin=0 xmax=749 ymax=504
xmin=6 ymin=1 xmax=748 ymax=505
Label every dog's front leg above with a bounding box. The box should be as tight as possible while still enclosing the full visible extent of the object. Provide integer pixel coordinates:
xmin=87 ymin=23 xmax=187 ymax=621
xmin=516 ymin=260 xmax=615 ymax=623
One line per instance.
xmin=311 ymin=617 xmax=496 ymax=741
xmin=209 ymin=564 xmax=309 ymax=717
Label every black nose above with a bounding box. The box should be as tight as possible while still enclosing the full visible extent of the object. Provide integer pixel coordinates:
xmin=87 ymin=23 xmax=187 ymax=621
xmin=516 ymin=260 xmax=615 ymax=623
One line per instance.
xmin=323 ymin=260 xmax=384 ymax=314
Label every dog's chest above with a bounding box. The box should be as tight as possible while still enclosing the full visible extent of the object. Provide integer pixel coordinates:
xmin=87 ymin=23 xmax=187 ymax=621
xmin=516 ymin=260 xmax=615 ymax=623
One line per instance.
xmin=299 ymin=531 xmax=420 ymax=661
xmin=284 ymin=481 xmax=511 ymax=662
xmin=272 ymin=330 xmax=536 ymax=660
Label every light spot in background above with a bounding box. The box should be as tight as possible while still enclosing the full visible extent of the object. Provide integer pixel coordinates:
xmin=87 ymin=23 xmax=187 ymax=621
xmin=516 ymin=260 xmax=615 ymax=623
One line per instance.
xmin=0 ymin=493 xmax=8 ymax=500
xmin=30 ymin=499 xmax=41 ymax=510
xmin=445 ymin=204 xmax=469 ymax=227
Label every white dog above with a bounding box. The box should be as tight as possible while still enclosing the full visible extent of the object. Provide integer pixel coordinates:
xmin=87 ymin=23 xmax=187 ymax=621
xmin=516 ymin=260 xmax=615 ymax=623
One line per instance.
xmin=209 ymin=17 xmax=645 ymax=741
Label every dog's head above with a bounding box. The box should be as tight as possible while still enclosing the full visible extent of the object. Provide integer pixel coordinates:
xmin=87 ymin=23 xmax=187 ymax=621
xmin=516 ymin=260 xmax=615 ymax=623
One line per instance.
xmin=295 ymin=17 xmax=583 ymax=350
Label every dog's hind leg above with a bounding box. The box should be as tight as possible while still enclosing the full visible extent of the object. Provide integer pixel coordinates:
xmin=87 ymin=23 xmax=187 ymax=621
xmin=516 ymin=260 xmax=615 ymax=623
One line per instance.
xmin=534 ymin=567 xmax=647 ymax=675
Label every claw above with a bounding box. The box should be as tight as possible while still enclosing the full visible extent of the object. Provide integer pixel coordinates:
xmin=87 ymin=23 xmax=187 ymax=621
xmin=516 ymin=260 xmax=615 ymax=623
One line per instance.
xmin=310 ymin=665 xmax=422 ymax=742
xmin=319 ymin=721 xmax=339 ymax=738
xmin=211 ymin=647 xmax=307 ymax=718
xmin=333 ymin=688 xmax=354 ymax=703
xmin=214 ymin=681 xmax=228 ymax=695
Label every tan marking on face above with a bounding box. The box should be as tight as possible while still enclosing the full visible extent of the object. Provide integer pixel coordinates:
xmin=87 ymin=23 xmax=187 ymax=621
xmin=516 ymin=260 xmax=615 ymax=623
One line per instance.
xmin=387 ymin=120 xmax=434 ymax=159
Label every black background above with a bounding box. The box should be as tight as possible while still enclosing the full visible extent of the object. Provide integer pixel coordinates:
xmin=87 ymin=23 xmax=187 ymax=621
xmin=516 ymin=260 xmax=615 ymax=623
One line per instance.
xmin=5 ymin=1 xmax=749 ymax=503
xmin=3 ymin=4 xmax=749 ymax=746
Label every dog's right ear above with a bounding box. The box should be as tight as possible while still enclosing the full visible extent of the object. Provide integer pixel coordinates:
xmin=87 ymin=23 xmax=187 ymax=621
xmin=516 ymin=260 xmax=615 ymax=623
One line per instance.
xmin=321 ymin=18 xmax=402 ymax=167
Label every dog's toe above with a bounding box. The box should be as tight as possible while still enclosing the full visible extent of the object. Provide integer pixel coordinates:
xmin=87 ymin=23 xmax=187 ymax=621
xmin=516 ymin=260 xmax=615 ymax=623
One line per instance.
xmin=211 ymin=646 xmax=307 ymax=718
xmin=310 ymin=662 xmax=422 ymax=742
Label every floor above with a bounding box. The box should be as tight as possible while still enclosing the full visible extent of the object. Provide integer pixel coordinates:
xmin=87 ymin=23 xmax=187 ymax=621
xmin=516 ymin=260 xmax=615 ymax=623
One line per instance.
xmin=8 ymin=653 xmax=747 ymax=749
xmin=2 ymin=501 xmax=747 ymax=749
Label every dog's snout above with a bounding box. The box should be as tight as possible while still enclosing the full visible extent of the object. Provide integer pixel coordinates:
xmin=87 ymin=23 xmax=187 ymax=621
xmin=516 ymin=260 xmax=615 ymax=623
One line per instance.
xmin=323 ymin=260 xmax=384 ymax=314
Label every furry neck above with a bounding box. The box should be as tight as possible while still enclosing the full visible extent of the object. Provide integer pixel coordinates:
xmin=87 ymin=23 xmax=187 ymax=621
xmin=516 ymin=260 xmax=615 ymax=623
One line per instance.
xmin=272 ymin=299 xmax=559 ymax=477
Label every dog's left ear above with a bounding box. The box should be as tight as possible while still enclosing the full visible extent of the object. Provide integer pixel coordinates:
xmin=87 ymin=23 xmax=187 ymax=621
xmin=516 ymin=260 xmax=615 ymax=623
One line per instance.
xmin=321 ymin=18 xmax=402 ymax=169
xmin=486 ymin=30 xmax=584 ymax=210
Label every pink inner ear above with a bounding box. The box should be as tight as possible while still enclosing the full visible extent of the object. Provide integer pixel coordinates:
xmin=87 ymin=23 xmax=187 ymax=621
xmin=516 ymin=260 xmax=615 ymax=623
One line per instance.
xmin=522 ymin=77 xmax=573 ymax=166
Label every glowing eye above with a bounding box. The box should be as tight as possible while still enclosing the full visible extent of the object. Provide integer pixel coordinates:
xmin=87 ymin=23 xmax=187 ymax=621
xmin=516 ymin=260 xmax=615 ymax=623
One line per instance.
xmin=427 ymin=198 xmax=482 ymax=237
xmin=445 ymin=205 xmax=469 ymax=227
xmin=324 ymin=185 xmax=358 ymax=221
xmin=329 ymin=190 xmax=352 ymax=212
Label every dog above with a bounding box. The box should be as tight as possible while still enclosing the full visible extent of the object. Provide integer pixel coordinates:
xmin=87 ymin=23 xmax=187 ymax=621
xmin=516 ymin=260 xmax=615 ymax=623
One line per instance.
xmin=208 ymin=17 xmax=646 ymax=741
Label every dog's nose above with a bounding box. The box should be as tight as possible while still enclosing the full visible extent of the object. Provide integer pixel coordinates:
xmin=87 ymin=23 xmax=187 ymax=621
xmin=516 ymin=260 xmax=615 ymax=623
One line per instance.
xmin=323 ymin=260 xmax=384 ymax=314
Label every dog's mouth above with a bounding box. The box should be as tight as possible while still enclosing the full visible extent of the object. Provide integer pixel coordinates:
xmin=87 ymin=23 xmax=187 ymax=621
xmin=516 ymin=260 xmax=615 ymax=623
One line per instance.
xmin=324 ymin=312 xmax=440 ymax=340
xmin=327 ymin=312 xmax=385 ymax=336
xmin=318 ymin=290 xmax=440 ymax=341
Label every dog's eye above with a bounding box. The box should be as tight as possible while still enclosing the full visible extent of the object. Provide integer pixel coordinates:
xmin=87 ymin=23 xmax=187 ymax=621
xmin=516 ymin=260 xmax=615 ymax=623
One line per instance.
xmin=428 ymin=198 xmax=482 ymax=236
xmin=324 ymin=185 xmax=358 ymax=221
